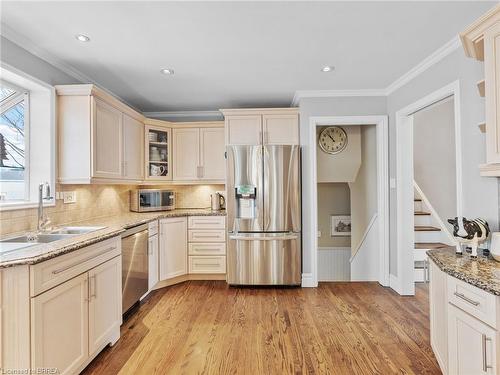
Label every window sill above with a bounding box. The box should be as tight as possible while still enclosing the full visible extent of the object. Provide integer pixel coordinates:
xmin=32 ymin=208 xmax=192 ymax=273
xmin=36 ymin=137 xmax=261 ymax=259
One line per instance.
xmin=0 ymin=200 xmax=55 ymax=212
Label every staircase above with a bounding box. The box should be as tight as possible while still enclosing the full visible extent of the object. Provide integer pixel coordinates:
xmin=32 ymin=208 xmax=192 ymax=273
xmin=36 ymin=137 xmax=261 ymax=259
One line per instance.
xmin=413 ymin=196 xmax=449 ymax=282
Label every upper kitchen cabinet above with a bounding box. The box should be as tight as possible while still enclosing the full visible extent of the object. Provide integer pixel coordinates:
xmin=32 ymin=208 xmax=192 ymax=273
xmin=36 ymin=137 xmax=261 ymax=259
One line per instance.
xmin=221 ymin=108 xmax=299 ymax=146
xmin=144 ymin=118 xmax=172 ymax=181
xmin=172 ymin=122 xmax=225 ymax=183
xmin=56 ymin=84 xmax=145 ymax=184
xmin=461 ymin=5 xmax=500 ymax=176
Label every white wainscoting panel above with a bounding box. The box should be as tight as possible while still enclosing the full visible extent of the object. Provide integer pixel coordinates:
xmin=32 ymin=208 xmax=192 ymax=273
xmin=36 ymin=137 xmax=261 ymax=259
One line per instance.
xmin=318 ymin=247 xmax=351 ymax=281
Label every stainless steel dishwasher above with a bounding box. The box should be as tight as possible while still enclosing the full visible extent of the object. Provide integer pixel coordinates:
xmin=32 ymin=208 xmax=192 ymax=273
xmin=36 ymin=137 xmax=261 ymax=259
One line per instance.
xmin=121 ymin=223 xmax=149 ymax=314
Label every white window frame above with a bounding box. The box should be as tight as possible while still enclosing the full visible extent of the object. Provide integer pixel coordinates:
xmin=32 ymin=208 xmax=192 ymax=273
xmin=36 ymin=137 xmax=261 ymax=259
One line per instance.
xmin=0 ymin=63 xmax=55 ymax=211
xmin=0 ymin=79 xmax=30 ymax=202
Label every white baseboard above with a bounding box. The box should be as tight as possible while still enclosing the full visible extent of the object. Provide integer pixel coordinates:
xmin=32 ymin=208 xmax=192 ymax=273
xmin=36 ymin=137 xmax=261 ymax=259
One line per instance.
xmin=301 ymin=273 xmax=317 ymax=287
xmin=390 ymin=274 xmax=402 ymax=294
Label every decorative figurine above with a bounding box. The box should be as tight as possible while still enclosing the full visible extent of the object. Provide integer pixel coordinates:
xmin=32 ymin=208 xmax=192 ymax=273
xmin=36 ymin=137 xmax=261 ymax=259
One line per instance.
xmin=447 ymin=217 xmax=490 ymax=258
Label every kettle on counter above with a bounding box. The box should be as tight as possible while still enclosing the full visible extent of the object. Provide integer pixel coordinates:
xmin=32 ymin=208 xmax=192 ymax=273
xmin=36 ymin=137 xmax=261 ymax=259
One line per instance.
xmin=210 ymin=192 xmax=225 ymax=211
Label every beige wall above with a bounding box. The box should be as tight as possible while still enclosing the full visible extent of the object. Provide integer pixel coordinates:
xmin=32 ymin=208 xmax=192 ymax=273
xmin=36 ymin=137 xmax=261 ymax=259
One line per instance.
xmin=349 ymin=125 xmax=378 ymax=255
xmin=413 ymin=97 xmax=456 ymax=221
xmin=317 ymin=126 xmax=361 ymax=183
xmin=0 ymin=184 xmax=224 ymax=236
xmin=317 ymin=183 xmax=351 ymax=248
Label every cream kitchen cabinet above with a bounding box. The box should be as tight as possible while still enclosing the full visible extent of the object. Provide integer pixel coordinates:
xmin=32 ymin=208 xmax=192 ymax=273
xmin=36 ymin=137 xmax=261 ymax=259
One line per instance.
xmin=173 ymin=128 xmax=200 ymax=180
xmin=221 ymin=108 xmax=299 ymax=146
xmin=123 ymin=114 xmax=145 ymax=181
xmin=88 ymin=256 xmax=122 ymax=357
xmin=31 ymin=272 xmax=89 ymax=375
xmin=159 ymin=217 xmax=188 ymax=280
xmin=461 ymin=5 xmax=500 ymax=175
xmin=93 ymin=98 xmax=123 ymax=179
xmin=200 ymin=127 xmax=226 ymax=180
xmin=56 ymin=84 xmax=145 ymax=184
xmin=172 ymin=125 xmax=225 ymax=182
xmin=1 ymin=237 xmax=122 ymax=373
xmin=448 ymin=304 xmax=498 ymax=375
xmin=188 ymin=216 xmax=226 ymax=275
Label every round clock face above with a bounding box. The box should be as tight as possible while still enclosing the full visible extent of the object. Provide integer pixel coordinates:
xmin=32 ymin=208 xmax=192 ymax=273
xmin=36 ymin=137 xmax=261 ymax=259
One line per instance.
xmin=319 ymin=126 xmax=348 ymax=154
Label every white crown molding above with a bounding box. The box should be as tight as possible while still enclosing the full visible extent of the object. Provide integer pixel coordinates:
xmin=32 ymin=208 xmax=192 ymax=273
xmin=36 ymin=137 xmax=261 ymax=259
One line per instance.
xmin=291 ymin=35 xmax=462 ymax=105
xmin=1 ymin=23 xmax=94 ymax=84
xmin=144 ymin=110 xmax=223 ymax=120
xmin=384 ymin=35 xmax=461 ymax=95
xmin=291 ymin=89 xmax=386 ymax=107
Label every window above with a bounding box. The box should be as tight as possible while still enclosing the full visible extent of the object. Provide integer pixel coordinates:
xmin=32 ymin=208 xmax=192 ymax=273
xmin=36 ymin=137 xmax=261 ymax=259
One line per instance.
xmin=0 ymin=65 xmax=55 ymax=210
xmin=0 ymin=81 xmax=28 ymax=201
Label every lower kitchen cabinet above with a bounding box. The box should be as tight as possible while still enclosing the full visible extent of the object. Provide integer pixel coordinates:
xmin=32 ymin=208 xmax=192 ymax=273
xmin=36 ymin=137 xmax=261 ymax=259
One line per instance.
xmin=188 ymin=216 xmax=226 ymax=275
xmin=31 ymin=272 xmax=89 ymax=375
xmin=88 ymin=256 xmax=122 ymax=357
xmin=159 ymin=217 xmax=188 ymax=280
xmin=448 ymin=304 xmax=498 ymax=374
xmin=1 ymin=237 xmax=122 ymax=373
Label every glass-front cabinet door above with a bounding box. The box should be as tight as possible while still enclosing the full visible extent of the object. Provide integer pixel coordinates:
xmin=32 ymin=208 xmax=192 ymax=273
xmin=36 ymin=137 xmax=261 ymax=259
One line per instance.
xmin=145 ymin=125 xmax=172 ymax=181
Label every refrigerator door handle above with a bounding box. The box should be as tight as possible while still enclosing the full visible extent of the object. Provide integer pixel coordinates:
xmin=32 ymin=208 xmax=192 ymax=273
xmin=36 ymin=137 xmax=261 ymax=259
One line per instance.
xmin=229 ymin=233 xmax=299 ymax=241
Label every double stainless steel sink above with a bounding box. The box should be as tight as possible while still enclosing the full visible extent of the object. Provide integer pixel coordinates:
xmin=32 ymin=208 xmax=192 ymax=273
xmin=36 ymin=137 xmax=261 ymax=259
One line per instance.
xmin=0 ymin=226 xmax=105 ymax=247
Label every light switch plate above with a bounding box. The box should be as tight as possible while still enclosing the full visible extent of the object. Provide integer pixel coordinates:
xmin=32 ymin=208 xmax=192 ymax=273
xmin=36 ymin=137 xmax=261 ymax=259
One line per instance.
xmin=63 ymin=191 xmax=76 ymax=204
xmin=390 ymin=178 xmax=396 ymax=189
xmin=317 ymin=231 xmax=322 ymax=238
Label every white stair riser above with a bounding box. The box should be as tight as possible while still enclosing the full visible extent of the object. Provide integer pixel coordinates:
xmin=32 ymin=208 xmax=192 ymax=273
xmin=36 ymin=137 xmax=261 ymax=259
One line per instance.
xmin=414 ymin=201 xmax=422 ymax=211
xmin=415 ymin=230 xmax=443 ymax=243
xmin=414 ymin=215 xmax=431 ymax=226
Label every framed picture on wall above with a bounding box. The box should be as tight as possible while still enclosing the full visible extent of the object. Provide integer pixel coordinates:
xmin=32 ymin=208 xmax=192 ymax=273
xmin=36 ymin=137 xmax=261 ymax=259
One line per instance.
xmin=331 ymin=215 xmax=351 ymax=236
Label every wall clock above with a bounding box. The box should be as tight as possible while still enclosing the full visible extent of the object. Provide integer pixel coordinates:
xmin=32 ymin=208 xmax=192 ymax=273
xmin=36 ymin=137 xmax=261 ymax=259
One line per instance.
xmin=318 ymin=126 xmax=348 ymax=155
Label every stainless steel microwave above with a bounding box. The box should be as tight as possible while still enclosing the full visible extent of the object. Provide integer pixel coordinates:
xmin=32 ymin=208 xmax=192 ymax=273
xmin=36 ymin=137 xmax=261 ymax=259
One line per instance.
xmin=130 ymin=189 xmax=175 ymax=212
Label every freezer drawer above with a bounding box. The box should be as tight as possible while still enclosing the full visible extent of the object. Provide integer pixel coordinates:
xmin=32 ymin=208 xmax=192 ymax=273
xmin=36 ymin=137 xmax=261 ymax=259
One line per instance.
xmin=227 ymin=233 xmax=301 ymax=285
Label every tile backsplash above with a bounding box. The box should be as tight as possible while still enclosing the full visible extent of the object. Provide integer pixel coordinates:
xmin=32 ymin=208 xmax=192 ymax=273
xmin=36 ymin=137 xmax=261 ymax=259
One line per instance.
xmin=0 ymin=184 xmax=224 ymax=236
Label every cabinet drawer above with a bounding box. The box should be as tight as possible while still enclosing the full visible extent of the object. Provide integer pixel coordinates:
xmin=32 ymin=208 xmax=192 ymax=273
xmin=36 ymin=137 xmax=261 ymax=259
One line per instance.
xmin=447 ymin=275 xmax=498 ymax=328
xmin=189 ymin=242 xmax=226 ymax=256
xmin=148 ymin=220 xmax=159 ymax=236
xmin=189 ymin=256 xmax=226 ymax=274
xmin=188 ymin=216 xmax=225 ymax=229
xmin=30 ymin=237 xmax=121 ymax=297
xmin=188 ymin=229 xmax=225 ymax=243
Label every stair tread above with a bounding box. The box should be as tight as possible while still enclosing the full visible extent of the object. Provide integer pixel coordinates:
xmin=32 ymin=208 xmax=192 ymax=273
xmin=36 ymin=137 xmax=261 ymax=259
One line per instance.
xmin=415 ymin=242 xmax=448 ymax=249
xmin=414 ymin=211 xmax=431 ymax=216
xmin=415 ymin=225 xmax=441 ymax=232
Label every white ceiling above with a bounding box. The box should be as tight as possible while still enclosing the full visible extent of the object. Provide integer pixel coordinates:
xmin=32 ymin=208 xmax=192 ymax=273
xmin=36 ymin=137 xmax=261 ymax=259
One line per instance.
xmin=0 ymin=1 xmax=497 ymax=112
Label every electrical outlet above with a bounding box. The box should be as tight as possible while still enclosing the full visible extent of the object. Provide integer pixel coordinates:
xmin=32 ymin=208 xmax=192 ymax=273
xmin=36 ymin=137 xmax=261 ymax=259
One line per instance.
xmin=317 ymin=231 xmax=322 ymax=238
xmin=63 ymin=191 xmax=76 ymax=204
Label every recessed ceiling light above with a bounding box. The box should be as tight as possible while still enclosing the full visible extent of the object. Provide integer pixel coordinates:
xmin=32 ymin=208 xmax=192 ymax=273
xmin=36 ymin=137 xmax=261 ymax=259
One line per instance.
xmin=321 ymin=66 xmax=334 ymax=72
xmin=75 ymin=34 xmax=90 ymax=42
xmin=161 ymin=68 xmax=174 ymax=75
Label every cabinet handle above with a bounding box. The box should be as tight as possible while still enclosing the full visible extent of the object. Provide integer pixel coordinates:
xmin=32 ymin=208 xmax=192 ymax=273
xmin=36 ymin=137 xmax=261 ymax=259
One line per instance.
xmin=84 ymin=278 xmax=90 ymax=302
xmin=482 ymin=334 xmax=493 ymax=371
xmin=90 ymin=275 xmax=97 ymax=299
xmin=52 ymin=246 xmax=116 ymax=274
xmin=453 ymin=292 xmax=480 ymax=306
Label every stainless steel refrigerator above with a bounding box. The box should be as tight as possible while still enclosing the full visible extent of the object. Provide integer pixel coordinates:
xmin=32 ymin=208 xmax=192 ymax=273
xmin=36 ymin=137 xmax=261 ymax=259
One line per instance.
xmin=226 ymin=144 xmax=301 ymax=285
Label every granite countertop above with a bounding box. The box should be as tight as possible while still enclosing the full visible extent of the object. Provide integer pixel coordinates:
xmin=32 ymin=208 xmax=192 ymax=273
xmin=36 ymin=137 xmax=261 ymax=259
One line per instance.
xmin=0 ymin=209 xmax=226 ymax=269
xmin=427 ymin=247 xmax=500 ymax=296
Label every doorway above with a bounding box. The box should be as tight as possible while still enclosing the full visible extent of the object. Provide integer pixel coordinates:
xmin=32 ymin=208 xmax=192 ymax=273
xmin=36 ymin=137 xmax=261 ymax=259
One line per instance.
xmin=395 ymin=81 xmax=462 ymax=295
xmin=307 ymin=115 xmax=389 ymax=287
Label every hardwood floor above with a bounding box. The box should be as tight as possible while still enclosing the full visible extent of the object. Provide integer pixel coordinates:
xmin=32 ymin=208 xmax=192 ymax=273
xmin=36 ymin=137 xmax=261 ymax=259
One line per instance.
xmin=82 ymin=282 xmax=441 ymax=375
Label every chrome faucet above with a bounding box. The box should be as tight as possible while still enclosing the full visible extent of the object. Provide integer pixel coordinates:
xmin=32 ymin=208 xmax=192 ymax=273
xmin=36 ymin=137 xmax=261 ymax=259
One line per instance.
xmin=37 ymin=182 xmax=53 ymax=232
